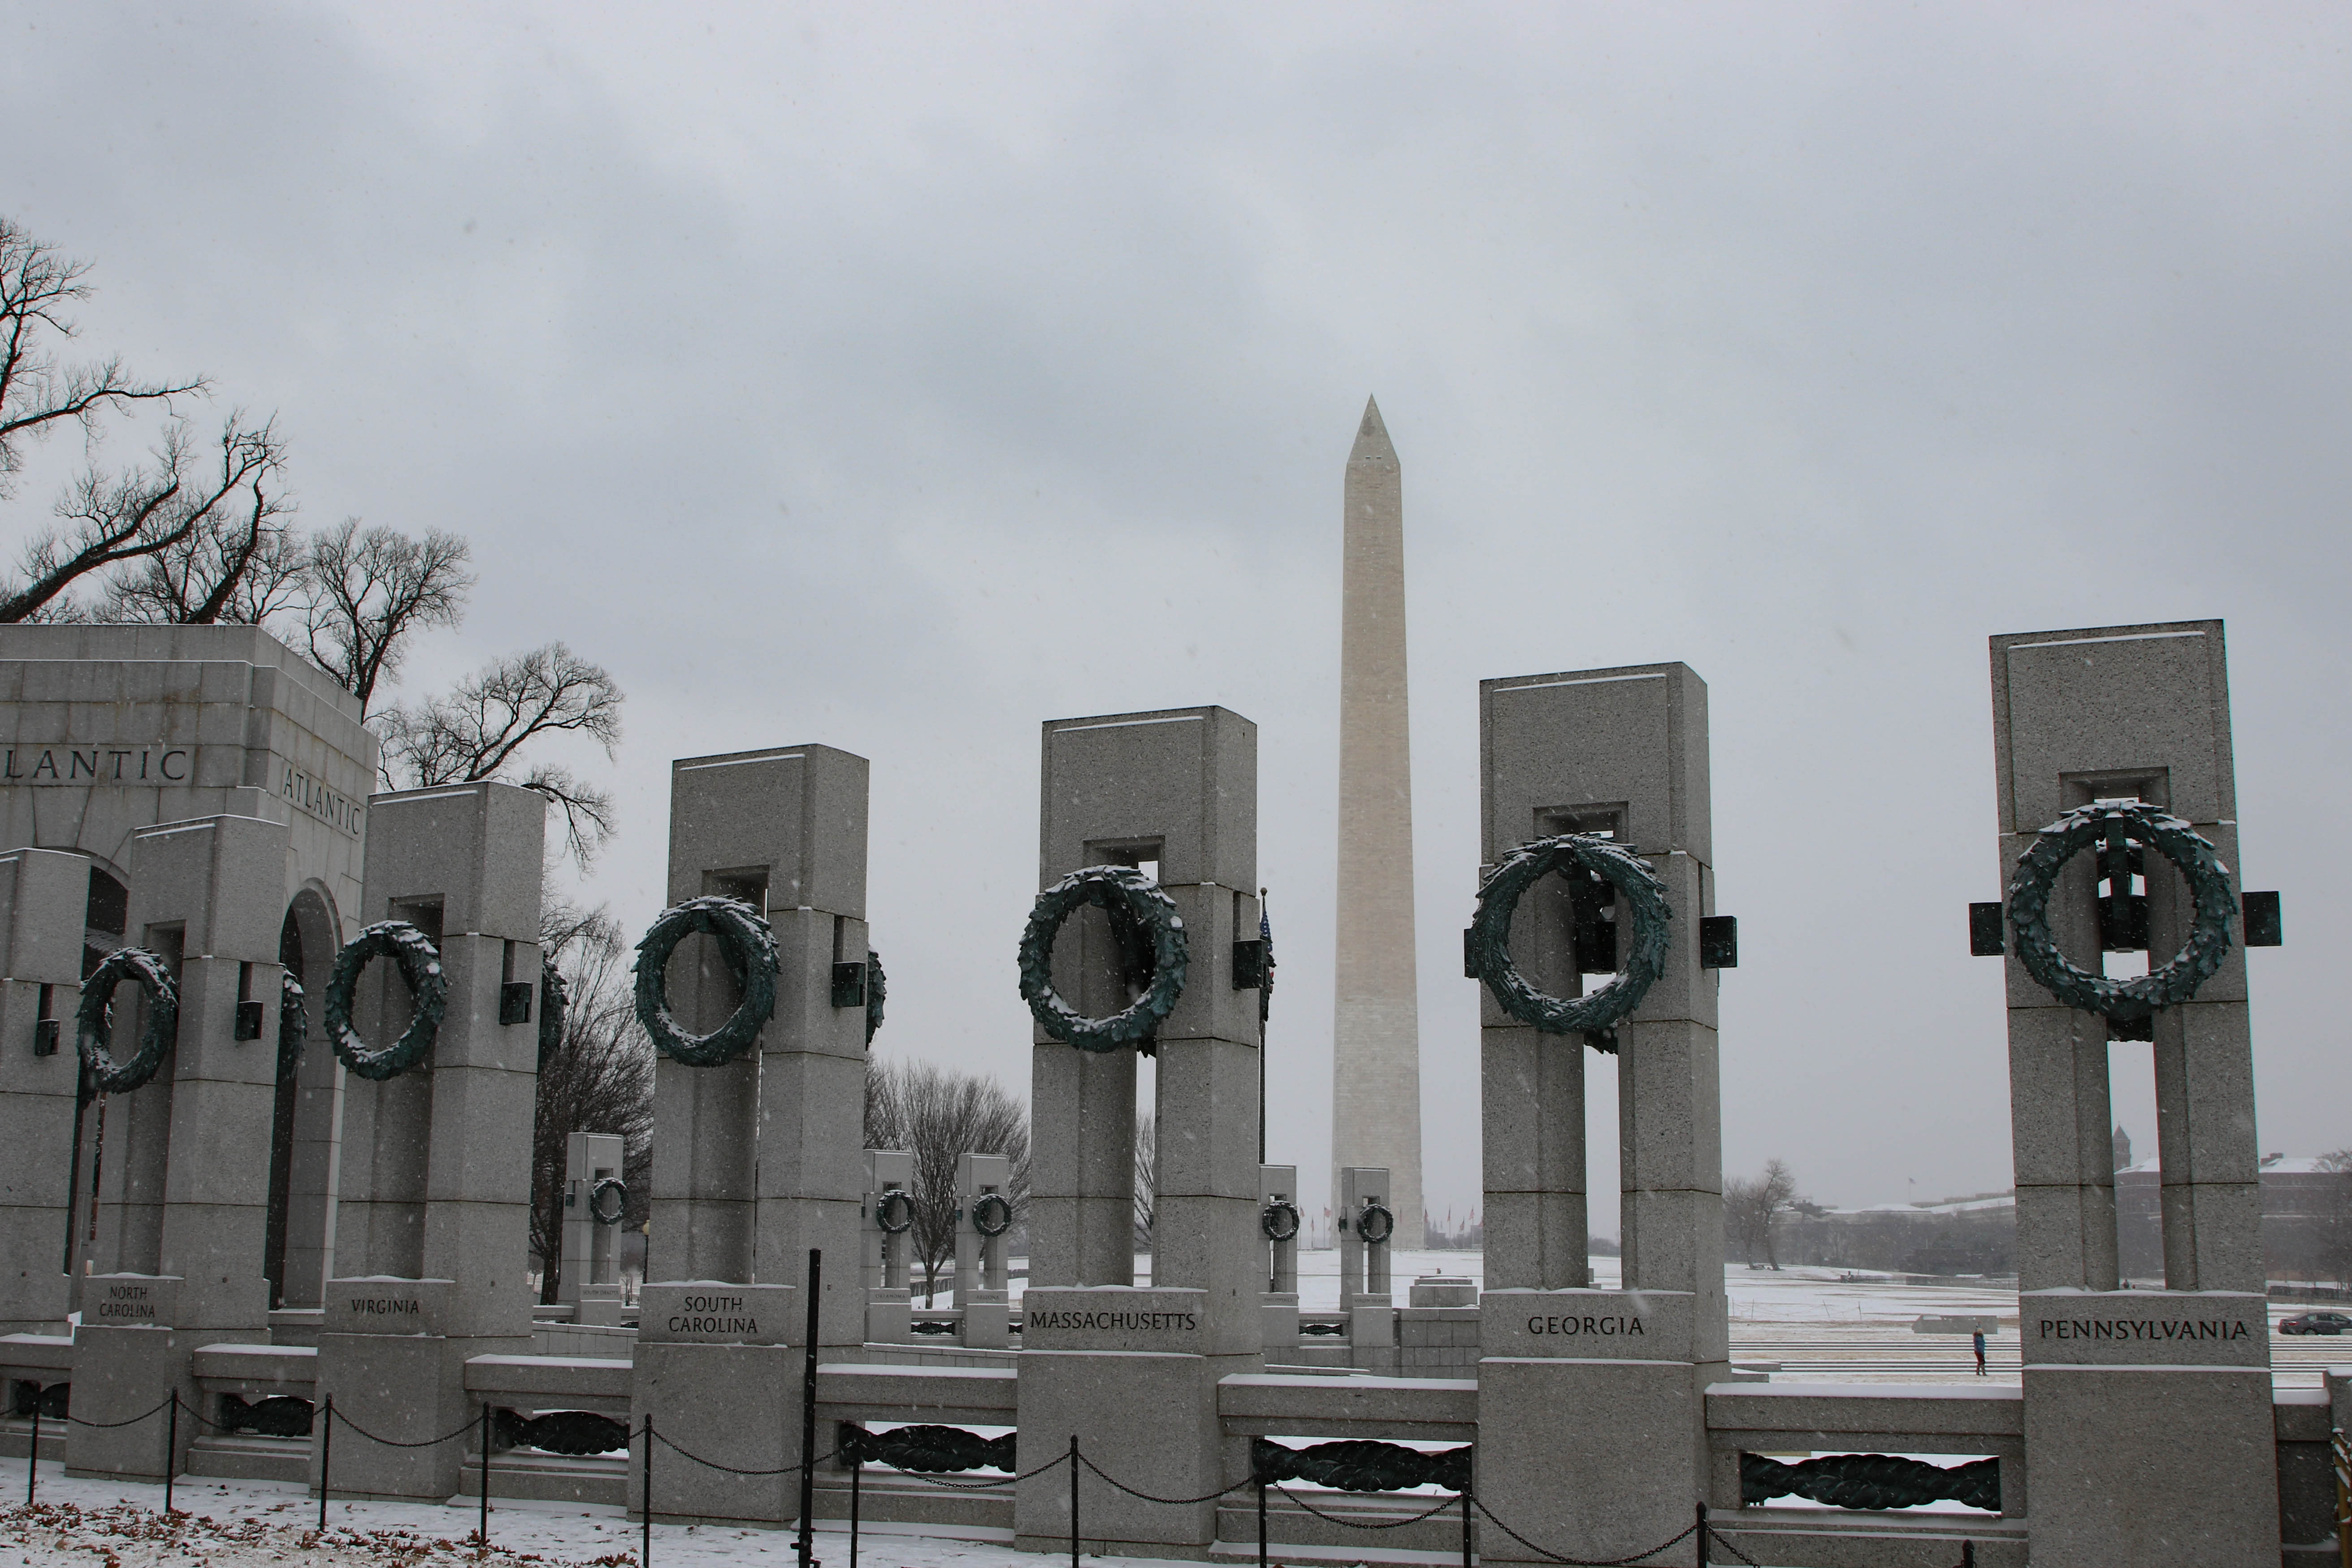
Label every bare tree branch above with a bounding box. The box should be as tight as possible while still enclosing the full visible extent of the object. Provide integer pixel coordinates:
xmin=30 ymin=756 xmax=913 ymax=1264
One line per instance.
xmin=92 ymin=414 xmax=299 ymax=625
xmin=375 ymin=642 xmax=624 ymax=865
xmin=300 ymin=519 xmax=473 ymax=710
xmin=0 ymin=217 xmax=204 ymax=499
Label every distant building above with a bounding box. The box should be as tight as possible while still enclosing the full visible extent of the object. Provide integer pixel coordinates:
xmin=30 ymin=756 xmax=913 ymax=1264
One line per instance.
xmin=2116 ymin=1154 xmax=2349 ymax=1283
xmin=1778 ymin=1157 xmax=2349 ymax=1284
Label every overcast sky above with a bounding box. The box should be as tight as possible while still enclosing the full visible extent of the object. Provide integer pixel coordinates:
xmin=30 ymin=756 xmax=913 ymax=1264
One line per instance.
xmin=7 ymin=2 xmax=2349 ymax=1230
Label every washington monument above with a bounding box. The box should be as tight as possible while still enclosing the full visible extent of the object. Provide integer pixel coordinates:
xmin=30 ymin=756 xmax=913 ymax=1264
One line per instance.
xmin=1330 ymin=396 xmax=1424 ymax=1247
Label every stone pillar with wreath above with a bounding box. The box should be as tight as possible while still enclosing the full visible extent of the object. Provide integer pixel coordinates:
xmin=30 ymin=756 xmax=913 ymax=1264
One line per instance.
xmin=1470 ymin=661 xmax=1734 ymax=1568
xmin=1256 ymin=1162 xmax=1301 ymax=1356
xmin=69 ymin=812 xmax=294 ymax=1484
xmin=1013 ymin=704 xmax=1266 ymax=1556
xmin=558 ymin=1130 xmax=628 ymax=1325
xmin=312 ymin=779 xmax=546 ymax=1503
xmin=1985 ymin=621 xmax=2281 ymax=1568
xmin=627 ymin=743 xmax=874 ymax=1527
xmin=861 ymin=1147 xmax=915 ymax=1343
xmin=955 ymin=1151 xmax=1014 ymax=1348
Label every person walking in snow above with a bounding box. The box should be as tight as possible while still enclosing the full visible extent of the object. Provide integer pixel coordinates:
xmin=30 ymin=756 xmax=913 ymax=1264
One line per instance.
xmin=1972 ymin=1329 xmax=1988 ymax=1376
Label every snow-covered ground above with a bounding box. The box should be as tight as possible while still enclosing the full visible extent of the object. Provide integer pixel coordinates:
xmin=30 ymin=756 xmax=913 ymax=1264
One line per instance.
xmin=0 ymin=1473 xmax=1099 ymax=1568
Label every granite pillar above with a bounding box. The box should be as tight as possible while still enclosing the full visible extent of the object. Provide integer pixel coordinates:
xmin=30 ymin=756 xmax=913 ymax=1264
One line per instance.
xmin=1990 ymin=621 xmax=2277 ymax=1567
xmin=1475 ymin=663 xmax=1723 ymax=1568
xmin=1016 ymin=706 xmax=1263 ymax=1558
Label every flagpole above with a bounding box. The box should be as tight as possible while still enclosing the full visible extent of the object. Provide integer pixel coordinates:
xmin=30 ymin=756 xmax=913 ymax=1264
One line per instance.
xmin=1257 ymin=888 xmax=1270 ymax=1166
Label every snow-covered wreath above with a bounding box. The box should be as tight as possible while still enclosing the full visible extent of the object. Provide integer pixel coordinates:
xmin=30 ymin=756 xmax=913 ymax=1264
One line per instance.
xmin=632 ymin=895 xmax=777 ymax=1067
xmin=1466 ymin=834 xmax=1673 ymax=1044
xmin=589 ymin=1177 xmax=628 ymax=1226
xmin=875 ymin=1191 xmax=915 ymax=1234
xmin=1018 ymin=864 xmax=1189 ymax=1052
xmin=2006 ymin=800 xmax=2235 ymax=1022
xmin=971 ymin=1192 xmax=1014 ymax=1238
xmin=324 ymin=921 xmax=448 ymax=1081
xmin=77 ymin=947 xmax=179 ymax=1099
xmin=1260 ymin=1200 xmax=1301 ymax=1243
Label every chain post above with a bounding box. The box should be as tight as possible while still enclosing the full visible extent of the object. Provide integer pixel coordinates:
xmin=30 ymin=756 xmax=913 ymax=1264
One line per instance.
xmin=1460 ymin=1489 xmax=1472 ymax=1568
xmin=318 ymin=1395 xmax=332 ymax=1530
xmin=1257 ymin=1477 xmax=1267 ymax=1568
xmin=797 ymin=1247 xmax=822 ymax=1568
xmin=478 ymin=1402 xmax=491 ymax=1543
xmin=25 ymin=1392 xmax=37 ymax=1505
xmin=1695 ymin=1500 xmax=1707 ymax=1565
xmin=641 ymin=1415 xmax=653 ymax=1568
xmin=1069 ymin=1434 xmax=1080 ymax=1568
xmin=849 ymin=1455 xmax=862 ymax=1568
xmin=165 ymin=1390 xmax=178 ymax=1514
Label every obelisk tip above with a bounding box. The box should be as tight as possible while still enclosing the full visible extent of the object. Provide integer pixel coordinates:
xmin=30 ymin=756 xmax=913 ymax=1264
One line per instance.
xmin=1349 ymin=396 xmax=1395 ymax=464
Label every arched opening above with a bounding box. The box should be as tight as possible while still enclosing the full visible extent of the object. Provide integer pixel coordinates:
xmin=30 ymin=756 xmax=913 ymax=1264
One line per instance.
xmin=63 ymin=861 xmax=132 ymax=1285
xmin=264 ymin=884 xmax=341 ymax=1308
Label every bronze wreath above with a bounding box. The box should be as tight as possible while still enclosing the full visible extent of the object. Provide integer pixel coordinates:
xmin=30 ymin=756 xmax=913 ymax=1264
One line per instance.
xmin=77 ymin=947 xmax=179 ymax=1100
xmin=1355 ymin=1202 xmax=1395 ymax=1245
xmin=632 ymin=896 xmax=778 ymax=1067
xmin=970 ymin=1192 xmax=1014 ymax=1238
xmin=1261 ymin=1200 xmax=1301 ymax=1243
xmin=1018 ymin=865 xmax=1189 ymax=1051
xmin=1468 ymin=834 xmax=1673 ymax=1044
xmin=2007 ymin=800 xmax=2234 ymax=1021
xmin=324 ymin=921 xmax=447 ymax=1082
xmin=588 ymin=1177 xmax=628 ymax=1226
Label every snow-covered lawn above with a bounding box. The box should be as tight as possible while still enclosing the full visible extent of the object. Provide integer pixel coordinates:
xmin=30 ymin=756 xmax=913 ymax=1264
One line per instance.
xmin=0 ymin=1471 xmax=1107 ymax=1568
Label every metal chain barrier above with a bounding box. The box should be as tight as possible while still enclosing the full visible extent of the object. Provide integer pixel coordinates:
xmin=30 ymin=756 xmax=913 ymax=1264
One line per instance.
xmin=1272 ymin=1481 xmax=1462 ymax=1529
xmin=867 ymin=1449 xmax=1073 ymax=1490
xmin=325 ymin=1402 xmax=479 ymax=1451
xmin=1468 ymin=1496 xmax=1699 ymax=1568
xmin=60 ymin=1395 xmax=176 ymax=1430
xmin=648 ymin=1425 xmax=832 ymax=1477
xmin=1078 ymin=1451 xmax=1258 ymax=1507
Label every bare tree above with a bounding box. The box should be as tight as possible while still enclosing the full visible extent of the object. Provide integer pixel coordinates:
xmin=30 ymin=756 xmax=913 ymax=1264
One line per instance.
xmin=862 ymin=1058 xmax=1031 ymax=1305
xmin=1724 ymin=1159 xmax=1802 ymax=1269
xmin=529 ymin=895 xmax=654 ymax=1304
xmin=300 ymin=519 xmax=472 ymax=711
xmin=376 ymin=641 xmax=623 ymax=865
xmin=91 ymin=416 xmax=301 ymax=625
xmin=3 ymin=415 xmax=297 ymax=624
xmin=0 ymin=217 xmax=203 ymax=497
xmin=1135 ymin=1112 xmax=1155 ymax=1253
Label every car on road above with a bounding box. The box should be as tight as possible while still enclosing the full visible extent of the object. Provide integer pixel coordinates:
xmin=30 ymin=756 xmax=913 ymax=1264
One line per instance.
xmin=2278 ymin=1311 xmax=2352 ymax=1335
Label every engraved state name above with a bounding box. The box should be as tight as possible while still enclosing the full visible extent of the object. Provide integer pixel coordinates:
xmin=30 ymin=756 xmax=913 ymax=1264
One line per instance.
xmin=345 ymin=1297 xmax=422 ymax=1315
xmin=1526 ymin=1315 xmax=1646 ymax=1336
xmin=667 ymin=1293 xmax=760 ymax=1334
xmin=3 ymin=745 xmax=190 ymax=784
xmin=1026 ymin=1308 xmax=1200 ymax=1332
xmin=95 ymin=1286 xmax=161 ymax=1321
xmin=2036 ymin=1317 xmax=2253 ymax=1342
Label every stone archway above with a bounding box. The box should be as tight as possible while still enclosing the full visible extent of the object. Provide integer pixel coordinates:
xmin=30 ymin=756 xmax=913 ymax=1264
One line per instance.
xmin=264 ymin=882 xmax=342 ymax=1309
